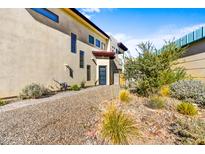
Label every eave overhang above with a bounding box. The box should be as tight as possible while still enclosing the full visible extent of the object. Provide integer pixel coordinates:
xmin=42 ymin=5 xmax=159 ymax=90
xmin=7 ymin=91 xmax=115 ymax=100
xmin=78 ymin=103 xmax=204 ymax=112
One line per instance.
xmin=118 ymin=42 xmax=128 ymax=51
xmin=92 ymin=51 xmax=115 ymax=59
xmin=62 ymin=8 xmax=109 ymax=40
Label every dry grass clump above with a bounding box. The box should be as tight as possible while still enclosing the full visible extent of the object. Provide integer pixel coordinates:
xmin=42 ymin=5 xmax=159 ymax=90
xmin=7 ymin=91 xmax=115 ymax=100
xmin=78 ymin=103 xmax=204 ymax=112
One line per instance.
xmin=159 ymin=85 xmax=170 ymax=97
xmin=177 ymin=102 xmax=198 ymax=116
xmin=147 ymin=95 xmax=165 ymax=109
xmin=119 ymin=90 xmax=131 ymax=103
xmin=101 ymin=103 xmax=138 ymax=144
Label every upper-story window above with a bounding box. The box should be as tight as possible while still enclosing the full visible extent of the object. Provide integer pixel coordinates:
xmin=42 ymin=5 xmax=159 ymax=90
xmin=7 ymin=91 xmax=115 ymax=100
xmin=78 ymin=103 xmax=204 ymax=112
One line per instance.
xmin=101 ymin=42 xmax=105 ymax=50
xmin=112 ymin=46 xmax=115 ymax=52
xmin=79 ymin=51 xmax=84 ymax=68
xmin=71 ymin=33 xmax=77 ymax=53
xmin=89 ymin=35 xmax=94 ymax=45
xmin=31 ymin=8 xmax=59 ymax=23
xmin=96 ymin=39 xmax=101 ymax=48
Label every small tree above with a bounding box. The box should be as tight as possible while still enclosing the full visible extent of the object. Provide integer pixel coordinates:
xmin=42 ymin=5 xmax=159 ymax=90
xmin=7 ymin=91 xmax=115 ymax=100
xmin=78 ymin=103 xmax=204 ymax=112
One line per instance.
xmin=124 ymin=41 xmax=187 ymax=96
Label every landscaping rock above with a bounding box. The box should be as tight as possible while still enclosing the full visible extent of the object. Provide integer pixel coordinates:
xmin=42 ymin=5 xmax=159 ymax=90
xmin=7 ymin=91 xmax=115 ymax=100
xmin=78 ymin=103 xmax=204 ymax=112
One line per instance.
xmin=0 ymin=85 xmax=120 ymax=144
xmin=84 ymin=95 xmax=205 ymax=145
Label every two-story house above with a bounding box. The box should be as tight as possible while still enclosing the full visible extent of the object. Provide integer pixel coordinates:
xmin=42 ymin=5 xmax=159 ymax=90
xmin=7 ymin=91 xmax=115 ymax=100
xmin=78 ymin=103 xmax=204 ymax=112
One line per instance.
xmin=0 ymin=8 xmax=128 ymax=98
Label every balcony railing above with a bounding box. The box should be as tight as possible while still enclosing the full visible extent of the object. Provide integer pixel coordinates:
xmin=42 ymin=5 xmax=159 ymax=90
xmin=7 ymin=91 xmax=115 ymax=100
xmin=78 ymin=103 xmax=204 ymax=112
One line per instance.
xmin=175 ymin=26 xmax=205 ymax=47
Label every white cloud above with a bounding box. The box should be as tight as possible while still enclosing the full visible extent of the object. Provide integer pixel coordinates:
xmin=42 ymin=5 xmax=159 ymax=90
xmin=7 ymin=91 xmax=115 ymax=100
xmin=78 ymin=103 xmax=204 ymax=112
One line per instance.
xmin=79 ymin=8 xmax=101 ymax=19
xmin=81 ymin=13 xmax=91 ymax=19
xmin=81 ymin=8 xmax=100 ymax=13
xmin=112 ymin=23 xmax=205 ymax=57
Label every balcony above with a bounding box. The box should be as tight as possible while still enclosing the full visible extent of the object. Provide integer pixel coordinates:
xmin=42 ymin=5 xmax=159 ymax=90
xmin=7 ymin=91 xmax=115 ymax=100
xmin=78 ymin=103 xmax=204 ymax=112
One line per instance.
xmin=175 ymin=26 xmax=205 ymax=47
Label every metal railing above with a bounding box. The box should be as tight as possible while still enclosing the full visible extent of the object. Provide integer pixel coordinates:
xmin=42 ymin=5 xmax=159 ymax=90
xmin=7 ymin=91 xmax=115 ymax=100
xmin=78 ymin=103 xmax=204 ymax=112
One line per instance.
xmin=175 ymin=26 xmax=205 ymax=47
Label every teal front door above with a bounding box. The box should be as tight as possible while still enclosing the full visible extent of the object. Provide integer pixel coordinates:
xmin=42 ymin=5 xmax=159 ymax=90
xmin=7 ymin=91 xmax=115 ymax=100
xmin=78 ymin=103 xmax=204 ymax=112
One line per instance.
xmin=99 ymin=66 xmax=107 ymax=85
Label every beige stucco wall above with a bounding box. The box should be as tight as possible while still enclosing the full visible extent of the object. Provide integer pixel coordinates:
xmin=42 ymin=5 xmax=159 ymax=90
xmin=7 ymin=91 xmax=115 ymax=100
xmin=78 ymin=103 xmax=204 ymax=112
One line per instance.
xmin=177 ymin=52 xmax=205 ymax=81
xmin=27 ymin=9 xmax=109 ymax=51
xmin=0 ymin=9 xmax=101 ymax=98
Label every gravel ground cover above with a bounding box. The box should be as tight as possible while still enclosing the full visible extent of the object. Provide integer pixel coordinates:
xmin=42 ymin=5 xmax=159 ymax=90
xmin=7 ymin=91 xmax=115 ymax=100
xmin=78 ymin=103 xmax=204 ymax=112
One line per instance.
xmin=84 ymin=95 xmax=205 ymax=145
xmin=0 ymin=85 xmax=119 ymax=144
xmin=1 ymin=86 xmax=204 ymax=145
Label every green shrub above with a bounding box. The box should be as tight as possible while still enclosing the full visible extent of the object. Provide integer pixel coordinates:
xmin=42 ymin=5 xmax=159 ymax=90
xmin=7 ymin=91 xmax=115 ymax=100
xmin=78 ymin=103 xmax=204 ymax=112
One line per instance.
xmin=80 ymin=81 xmax=86 ymax=88
xmin=19 ymin=83 xmax=49 ymax=99
xmin=177 ymin=102 xmax=198 ymax=116
xmin=101 ymin=103 xmax=138 ymax=144
xmin=159 ymin=68 xmax=187 ymax=86
xmin=170 ymin=80 xmax=205 ymax=106
xmin=119 ymin=90 xmax=131 ymax=103
xmin=124 ymin=41 xmax=186 ymax=97
xmin=147 ymin=95 xmax=165 ymax=109
xmin=70 ymin=84 xmax=81 ymax=91
xmin=170 ymin=119 xmax=205 ymax=144
xmin=0 ymin=99 xmax=7 ymax=106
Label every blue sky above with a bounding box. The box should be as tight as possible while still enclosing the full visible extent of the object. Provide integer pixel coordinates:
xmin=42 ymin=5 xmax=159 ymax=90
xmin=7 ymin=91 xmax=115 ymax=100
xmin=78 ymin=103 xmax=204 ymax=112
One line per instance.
xmin=78 ymin=8 xmax=205 ymax=57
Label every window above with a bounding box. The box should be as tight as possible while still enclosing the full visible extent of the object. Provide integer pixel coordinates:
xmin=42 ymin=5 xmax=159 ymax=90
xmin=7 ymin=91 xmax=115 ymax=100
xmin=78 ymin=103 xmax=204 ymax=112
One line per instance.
xmin=101 ymin=42 xmax=104 ymax=49
xmin=96 ymin=39 xmax=101 ymax=48
xmin=101 ymin=42 xmax=105 ymax=50
xmin=69 ymin=67 xmax=73 ymax=78
xmin=87 ymin=65 xmax=91 ymax=81
xmin=79 ymin=51 xmax=84 ymax=68
xmin=71 ymin=33 xmax=77 ymax=53
xmin=112 ymin=46 xmax=115 ymax=52
xmin=89 ymin=35 xmax=94 ymax=45
xmin=31 ymin=8 xmax=59 ymax=23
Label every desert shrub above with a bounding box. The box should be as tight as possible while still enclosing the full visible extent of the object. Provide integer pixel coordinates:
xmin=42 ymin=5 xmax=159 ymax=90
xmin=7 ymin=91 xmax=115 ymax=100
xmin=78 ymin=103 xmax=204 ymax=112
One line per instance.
xmin=170 ymin=80 xmax=205 ymax=106
xmin=159 ymin=68 xmax=187 ymax=86
xmin=124 ymin=41 xmax=186 ymax=97
xmin=170 ymin=119 xmax=205 ymax=144
xmin=159 ymin=85 xmax=170 ymax=97
xmin=177 ymin=102 xmax=198 ymax=116
xmin=0 ymin=99 xmax=7 ymax=106
xmin=147 ymin=95 xmax=165 ymax=109
xmin=119 ymin=90 xmax=131 ymax=103
xmin=101 ymin=103 xmax=138 ymax=144
xmin=70 ymin=84 xmax=81 ymax=91
xmin=19 ymin=83 xmax=49 ymax=99
xmin=80 ymin=81 xmax=86 ymax=88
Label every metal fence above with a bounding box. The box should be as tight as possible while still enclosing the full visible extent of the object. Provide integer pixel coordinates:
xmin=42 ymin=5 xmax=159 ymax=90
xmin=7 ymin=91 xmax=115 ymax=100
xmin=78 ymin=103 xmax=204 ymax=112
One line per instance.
xmin=175 ymin=26 xmax=205 ymax=47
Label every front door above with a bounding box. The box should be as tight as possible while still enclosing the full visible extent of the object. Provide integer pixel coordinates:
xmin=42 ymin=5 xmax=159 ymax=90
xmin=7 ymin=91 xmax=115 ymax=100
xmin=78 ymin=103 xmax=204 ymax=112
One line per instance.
xmin=99 ymin=66 xmax=107 ymax=85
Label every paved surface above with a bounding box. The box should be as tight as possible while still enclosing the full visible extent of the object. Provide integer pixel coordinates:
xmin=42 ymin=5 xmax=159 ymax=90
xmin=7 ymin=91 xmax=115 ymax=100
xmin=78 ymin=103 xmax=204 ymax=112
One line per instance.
xmin=0 ymin=85 xmax=120 ymax=144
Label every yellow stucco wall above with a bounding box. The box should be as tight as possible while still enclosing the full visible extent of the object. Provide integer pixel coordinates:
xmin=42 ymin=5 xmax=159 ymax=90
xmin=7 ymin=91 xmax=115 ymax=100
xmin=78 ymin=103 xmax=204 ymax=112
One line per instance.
xmin=177 ymin=52 xmax=205 ymax=81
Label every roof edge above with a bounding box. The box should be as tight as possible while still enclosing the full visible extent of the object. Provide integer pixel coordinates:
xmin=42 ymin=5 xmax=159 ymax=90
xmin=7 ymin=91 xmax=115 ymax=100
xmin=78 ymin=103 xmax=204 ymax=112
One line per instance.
xmin=118 ymin=42 xmax=128 ymax=51
xmin=69 ymin=8 xmax=110 ymax=39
